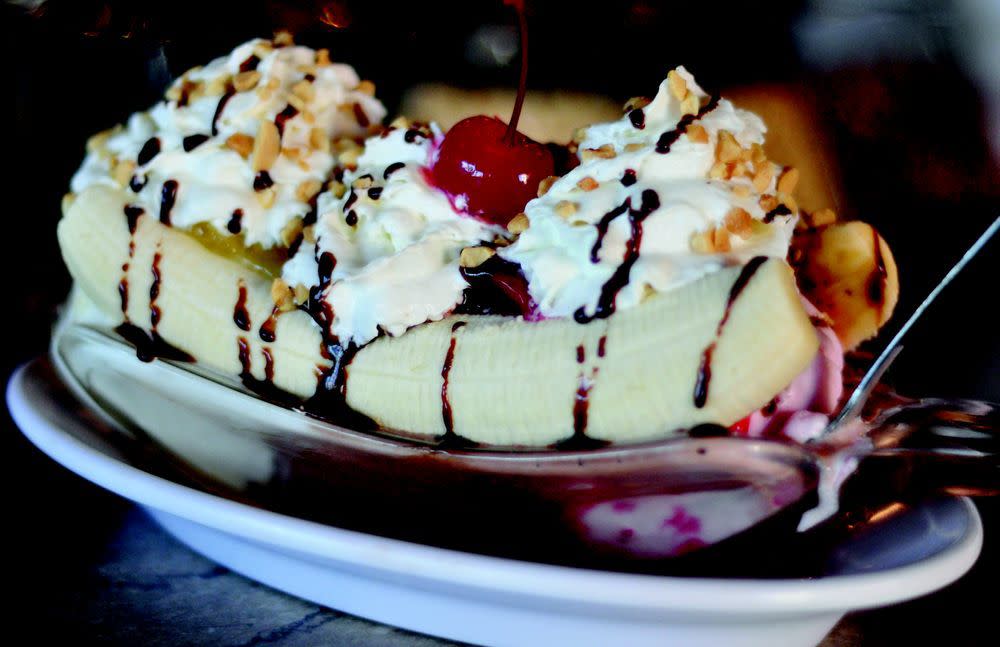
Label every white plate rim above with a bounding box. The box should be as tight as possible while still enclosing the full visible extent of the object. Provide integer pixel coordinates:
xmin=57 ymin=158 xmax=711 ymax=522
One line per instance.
xmin=7 ymin=360 xmax=984 ymax=619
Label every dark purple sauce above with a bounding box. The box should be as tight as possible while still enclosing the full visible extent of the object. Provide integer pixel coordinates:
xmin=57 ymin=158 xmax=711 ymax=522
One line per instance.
xmin=693 ymin=256 xmax=768 ymax=408
xmin=621 ymin=169 xmax=637 ymax=187
xmin=149 ymin=251 xmax=163 ymax=328
xmin=239 ymin=54 xmax=260 ymax=72
xmin=353 ymin=103 xmax=370 ymax=128
xmin=763 ymin=204 xmax=792 ymax=224
xmin=383 ymin=162 xmax=405 ymax=179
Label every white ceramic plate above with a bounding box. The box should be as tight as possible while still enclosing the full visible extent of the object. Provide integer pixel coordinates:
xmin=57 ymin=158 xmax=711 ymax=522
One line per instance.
xmin=7 ymin=360 xmax=983 ymax=647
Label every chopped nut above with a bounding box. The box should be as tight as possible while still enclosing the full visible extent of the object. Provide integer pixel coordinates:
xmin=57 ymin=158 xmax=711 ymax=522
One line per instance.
xmin=257 ymin=187 xmax=277 ymax=208
xmin=352 ymin=175 xmax=374 ymax=190
xmin=301 ymin=110 xmax=316 ymax=125
xmin=667 ymin=70 xmax=689 ymax=101
xmin=287 ymin=93 xmax=307 ymax=112
xmin=811 ymin=208 xmax=837 ymax=227
xmin=732 ymin=161 xmax=748 ymax=178
xmin=716 ymin=130 xmax=742 ymax=163
xmin=309 ymin=128 xmax=330 ymax=153
xmin=86 ymin=127 xmax=118 ymax=155
xmin=61 ymin=192 xmax=76 ymax=214
xmin=777 ymin=166 xmax=800 ymax=195
xmin=686 ymin=123 xmax=709 ymax=144
xmin=292 ymin=79 xmax=315 ymax=101
xmin=507 ymin=213 xmax=530 ymax=234
xmin=576 ymin=177 xmax=599 ymax=192
xmin=537 ymin=175 xmax=559 ymax=197
xmin=271 ymin=278 xmax=294 ymax=309
xmin=326 ymin=180 xmax=347 ymax=198
xmin=581 ymin=144 xmax=616 ymax=161
xmin=280 ymin=217 xmax=304 ymax=246
xmin=303 ymin=225 xmax=317 ymax=244
xmin=252 ymin=121 xmax=280 ymax=171
xmin=555 ymin=201 xmax=578 ymax=218
xmin=389 ymin=116 xmax=411 ymax=130
xmin=752 ymin=163 xmax=775 ymax=193
xmin=282 ymin=146 xmax=302 ymax=160
xmin=759 ymin=194 xmax=780 ymax=212
xmin=296 ymin=179 xmax=323 ymax=202
xmin=356 ymin=80 xmax=376 ymax=96
xmin=777 ymin=191 xmax=799 ymax=213
xmin=623 ymin=96 xmax=652 ymax=112
xmin=459 ymin=246 xmax=495 ymax=268
xmin=624 ymin=142 xmax=645 ymax=152
xmin=293 ymin=284 xmax=310 ymax=304
xmin=713 ymin=226 xmax=732 ymax=252
xmin=225 ymin=133 xmax=254 ymax=158
xmin=273 ymin=31 xmax=294 ymax=47
xmin=112 ymin=160 xmax=136 ymax=187
xmin=709 ymin=161 xmax=730 ymax=180
xmin=732 ymin=184 xmax=751 ymax=199
xmin=316 ymin=49 xmax=331 ymax=66
xmin=680 ymin=93 xmax=699 ymax=116
xmin=724 ymin=207 xmax=754 ymax=239
xmin=750 ymin=143 xmax=768 ymax=166
xmin=690 ymin=230 xmax=714 ymax=254
xmin=338 ymin=147 xmax=361 ymax=168
xmin=492 ymin=234 xmax=511 ymax=247
xmin=233 ymin=70 xmax=261 ymax=92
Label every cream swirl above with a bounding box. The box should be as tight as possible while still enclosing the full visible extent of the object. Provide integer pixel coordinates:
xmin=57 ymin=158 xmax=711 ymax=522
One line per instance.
xmin=70 ymin=37 xmax=386 ymax=249
xmin=281 ymin=124 xmax=503 ymax=346
xmin=500 ymin=67 xmax=798 ymax=321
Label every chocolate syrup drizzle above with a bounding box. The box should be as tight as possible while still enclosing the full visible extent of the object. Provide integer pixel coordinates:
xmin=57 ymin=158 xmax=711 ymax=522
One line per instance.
xmin=137 ymin=137 xmax=161 ymax=166
xmin=159 ymin=180 xmax=178 ymax=225
xmin=259 ymin=306 xmax=281 ymax=343
xmin=655 ymin=96 xmax=720 ymax=154
xmin=763 ymin=204 xmax=792 ymax=224
xmin=211 ymin=85 xmax=235 ymax=136
xmin=575 ymin=189 xmax=661 ymax=323
xmin=589 ymin=201 xmax=630 ymax=263
xmin=274 ymin=104 xmax=299 ymax=136
xmin=440 ymin=321 xmax=466 ymax=438
xmin=556 ymin=342 xmax=609 ymax=451
xmin=233 ymin=280 xmax=251 ymax=332
xmin=114 ymin=234 xmax=193 ymax=364
xmin=253 ymin=171 xmax=274 ymax=192
xmin=227 ymin=209 xmax=243 ymax=234
xmin=183 ymin=134 xmax=210 ymax=152
xmin=692 ymin=256 xmax=768 ymax=408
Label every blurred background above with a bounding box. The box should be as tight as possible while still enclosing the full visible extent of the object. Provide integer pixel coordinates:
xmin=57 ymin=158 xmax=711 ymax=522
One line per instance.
xmin=4 ymin=0 xmax=999 ymax=644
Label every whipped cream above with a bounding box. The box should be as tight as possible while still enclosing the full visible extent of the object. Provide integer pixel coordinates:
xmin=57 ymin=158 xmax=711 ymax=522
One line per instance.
xmin=500 ymin=67 xmax=797 ymax=321
xmin=282 ymin=124 xmax=502 ymax=346
xmin=71 ymin=37 xmax=386 ymax=249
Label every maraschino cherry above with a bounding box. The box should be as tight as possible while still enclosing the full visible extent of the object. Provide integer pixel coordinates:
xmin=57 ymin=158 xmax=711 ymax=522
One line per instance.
xmin=427 ymin=0 xmax=554 ymax=227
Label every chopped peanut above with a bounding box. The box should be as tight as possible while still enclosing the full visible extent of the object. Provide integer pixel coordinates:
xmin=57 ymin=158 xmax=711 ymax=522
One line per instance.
xmin=251 ymin=122 xmax=280 ymax=171
xmin=537 ymin=175 xmax=559 ymax=197
xmin=226 ymin=133 xmax=254 ymax=158
xmin=777 ymin=167 xmax=800 ymax=195
xmin=507 ymin=213 xmax=530 ymax=234
xmin=233 ymin=71 xmax=261 ymax=92
xmin=686 ymin=123 xmax=709 ymax=144
xmin=459 ymin=246 xmax=495 ymax=268
xmin=724 ymin=207 xmax=754 ymax=239
xmin=577 ymin=177 xmax=599 ymax=192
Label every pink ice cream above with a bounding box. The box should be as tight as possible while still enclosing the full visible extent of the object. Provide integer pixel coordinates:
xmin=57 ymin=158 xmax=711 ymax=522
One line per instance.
xmin=745 ymin=299 xmax=845 ymax=443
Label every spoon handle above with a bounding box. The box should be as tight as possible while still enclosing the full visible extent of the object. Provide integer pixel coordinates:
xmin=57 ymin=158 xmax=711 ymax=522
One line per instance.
xmin=860 ymin=398 xmax=1000 ymax=496
xmin=828 ymin=216 xmax=1000 ymax=432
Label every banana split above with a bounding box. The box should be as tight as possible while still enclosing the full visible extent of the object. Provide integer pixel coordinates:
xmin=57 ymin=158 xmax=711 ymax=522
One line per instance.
xmin=59 ymin=36 xmax=899 ymax=449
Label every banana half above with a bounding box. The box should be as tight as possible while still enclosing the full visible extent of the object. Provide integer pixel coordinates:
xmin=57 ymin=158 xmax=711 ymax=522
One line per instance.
xmin=58 ymin=185 xmax=820 ymax=447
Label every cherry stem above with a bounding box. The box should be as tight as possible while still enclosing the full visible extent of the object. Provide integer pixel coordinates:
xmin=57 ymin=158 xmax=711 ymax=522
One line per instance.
xmin=503 ymin=0 xmax=529 ymax=145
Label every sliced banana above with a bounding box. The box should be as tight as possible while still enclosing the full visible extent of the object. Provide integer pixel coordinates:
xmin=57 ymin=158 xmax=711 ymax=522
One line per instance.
xmin=59 ymin=185 xmax=820 ymax=447
xmin=793 ymin=221 xmax=899 ymax=350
